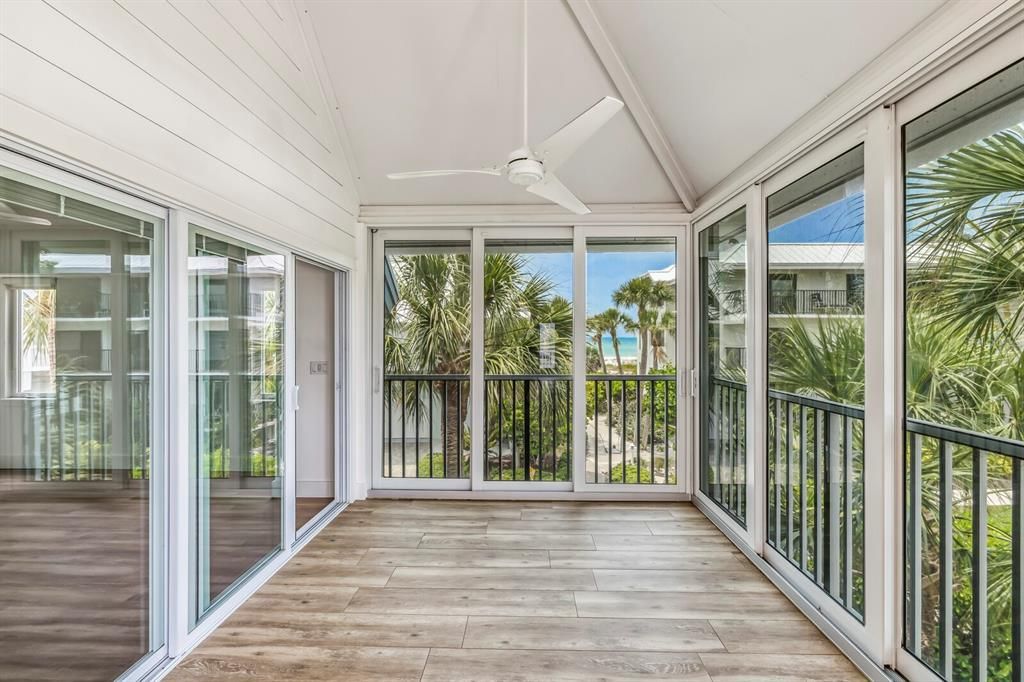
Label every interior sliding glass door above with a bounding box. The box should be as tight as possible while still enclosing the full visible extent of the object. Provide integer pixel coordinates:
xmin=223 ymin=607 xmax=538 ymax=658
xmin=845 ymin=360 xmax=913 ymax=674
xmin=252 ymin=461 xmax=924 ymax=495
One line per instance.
xmin=188 ymin=226 xmax=285 ymax=620
xmin=0 ymin=160 xmax=165 ymax=681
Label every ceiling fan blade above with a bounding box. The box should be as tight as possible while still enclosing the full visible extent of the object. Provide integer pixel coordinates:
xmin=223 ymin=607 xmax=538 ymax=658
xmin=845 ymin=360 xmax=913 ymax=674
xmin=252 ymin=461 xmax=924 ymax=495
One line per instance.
xmin=387 ymin=168 xmax=502 ymax=180
xmin=533 ymin=96 xmax=624 ymax=172
xmin=526 ymin=173 xmax=591 ymax=215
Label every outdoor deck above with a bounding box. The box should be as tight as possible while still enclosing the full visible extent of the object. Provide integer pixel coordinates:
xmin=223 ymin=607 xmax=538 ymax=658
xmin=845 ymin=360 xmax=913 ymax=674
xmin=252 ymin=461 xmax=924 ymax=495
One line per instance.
xmin=170 ymin=499 xmax=865 ymax=681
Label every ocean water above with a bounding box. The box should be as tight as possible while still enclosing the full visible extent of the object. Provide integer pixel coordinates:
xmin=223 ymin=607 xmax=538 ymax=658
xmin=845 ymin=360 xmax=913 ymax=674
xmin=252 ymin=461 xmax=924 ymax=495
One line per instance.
xmin=594 ymin=334 xmax=638 ymax=360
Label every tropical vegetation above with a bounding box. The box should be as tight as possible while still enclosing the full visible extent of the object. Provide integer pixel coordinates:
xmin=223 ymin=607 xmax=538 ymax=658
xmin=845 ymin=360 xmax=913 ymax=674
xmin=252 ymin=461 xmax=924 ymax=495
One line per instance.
xmin=763 ymin=122 xmax=1023 ymax=680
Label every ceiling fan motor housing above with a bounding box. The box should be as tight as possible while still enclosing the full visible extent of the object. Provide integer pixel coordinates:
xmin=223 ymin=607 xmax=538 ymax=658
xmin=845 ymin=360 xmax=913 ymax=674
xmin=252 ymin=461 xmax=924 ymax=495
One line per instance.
xmin=507 ymin=156 xmax=544 ymax=186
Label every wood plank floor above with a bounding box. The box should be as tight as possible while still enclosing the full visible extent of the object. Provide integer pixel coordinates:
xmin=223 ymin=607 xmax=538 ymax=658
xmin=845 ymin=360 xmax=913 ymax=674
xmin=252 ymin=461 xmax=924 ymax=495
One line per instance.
xmin=170 ymin=500 xmax=865 ymax=682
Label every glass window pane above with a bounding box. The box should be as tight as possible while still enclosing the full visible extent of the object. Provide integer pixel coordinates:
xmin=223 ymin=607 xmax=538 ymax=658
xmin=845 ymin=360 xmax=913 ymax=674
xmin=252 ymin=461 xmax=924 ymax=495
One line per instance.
xmin=189 ymin=227 xmax=284 ymax=618
xmin=585 ymin=237 xmax=676 ymax=485
xmin=295 ymin=259 xmax=337 ymax=531
xmin=0 ymin=169 xmax=161 ymax=679
xmin=382 ymin=241 xmax=471 ymax=479
xmin=902 ymin=60 xmax=1024 ymax=682
xmin=484 ymin=239 xmax=572 ymax=482
xmin=699 ymin=209 xmax=746 ymax=521
xmin=767 ymin=145 xmax=866 ymax=620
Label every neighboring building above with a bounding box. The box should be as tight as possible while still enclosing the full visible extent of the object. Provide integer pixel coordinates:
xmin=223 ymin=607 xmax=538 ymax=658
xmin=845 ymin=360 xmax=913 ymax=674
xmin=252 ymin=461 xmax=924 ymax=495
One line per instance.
xmin=649 ymin=242 xmax=865 ymax=371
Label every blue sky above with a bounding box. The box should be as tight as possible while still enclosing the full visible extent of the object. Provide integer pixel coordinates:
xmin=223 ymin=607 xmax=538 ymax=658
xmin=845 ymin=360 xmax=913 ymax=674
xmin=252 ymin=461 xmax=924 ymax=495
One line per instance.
xmin=519 ymin=250 xmax=675 ymax=322
xmin=769 ymin=193 xmax=864 ymax=243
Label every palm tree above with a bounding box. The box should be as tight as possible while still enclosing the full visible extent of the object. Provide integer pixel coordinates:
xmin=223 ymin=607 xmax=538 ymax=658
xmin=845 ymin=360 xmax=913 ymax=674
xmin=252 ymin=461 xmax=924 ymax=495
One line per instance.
xmin=612 ymin=276 xmax=673 ymax=376
xmin=586 ymin=312 xmax=609 ymax=373
xmin=20 ymin=288 xmax=56 ymax=390
xmin=649 ymin=309 xmax=676 ymax=371
xmin=384 ymin=251 xmax=571 ymax=476
xmin=605 ymin=308 xmax=631 ymax=374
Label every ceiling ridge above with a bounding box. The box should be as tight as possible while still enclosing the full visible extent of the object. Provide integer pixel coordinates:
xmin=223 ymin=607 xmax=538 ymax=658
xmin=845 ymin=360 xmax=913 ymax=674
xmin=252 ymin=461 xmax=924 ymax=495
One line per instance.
xmin=566 ymin=0 xmax=697 ymax=211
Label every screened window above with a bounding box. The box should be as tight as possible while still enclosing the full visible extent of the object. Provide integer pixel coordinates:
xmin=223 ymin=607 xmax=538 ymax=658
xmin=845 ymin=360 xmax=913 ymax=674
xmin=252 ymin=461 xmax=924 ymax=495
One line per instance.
xmin=766 ymin=145 xmax=866 ymax=620
xmin=902 ymin=60 xmax=1024 ymax=682
xmin=699 ymin=208 xmax=746 ymax=521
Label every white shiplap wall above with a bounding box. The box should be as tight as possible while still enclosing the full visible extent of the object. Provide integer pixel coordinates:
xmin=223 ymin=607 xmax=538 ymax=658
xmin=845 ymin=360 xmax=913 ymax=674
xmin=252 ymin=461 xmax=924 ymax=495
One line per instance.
xmin=0 ymin=0 xmax=359 ymax=262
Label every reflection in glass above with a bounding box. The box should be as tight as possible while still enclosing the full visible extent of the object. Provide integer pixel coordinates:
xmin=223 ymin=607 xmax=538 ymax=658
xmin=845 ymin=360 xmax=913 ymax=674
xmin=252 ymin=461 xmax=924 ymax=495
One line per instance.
xmin=902 ymin=61 xmax=1023 ymax=682
xmin=0 ymin=169 xmax=160 ymax=680
xmin=382 ymin=241 xmax=471 ymax=478
xmin=484 ymin=240 xmax=572 ymax=482
xmin=766 ymin=146 xmax=866 ymax=620
xmin=585 ymin=238 xmax=676 ymax=484
xmin=190 ymin=229 xmax=283 ymax=617
xmin=699 ymin=209 xmax=746 ymax=520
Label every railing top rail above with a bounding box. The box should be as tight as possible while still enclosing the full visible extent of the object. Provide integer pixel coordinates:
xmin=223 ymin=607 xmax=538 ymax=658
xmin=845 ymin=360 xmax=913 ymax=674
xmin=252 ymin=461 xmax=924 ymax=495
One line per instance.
xmin=488 ymin=374 xmax=573 ymax=381
xmin=587 ymin=374 xmax=677 ymax=381
xmin=384 ymin=373 xmax=469 ymax=381
xmin=710 ymin=376 xmax=747 ymax=390
xmin=768 ymin=388 xmax=865 ymax=419
xmin=906 ymin=417 xmax=1024 ymax=460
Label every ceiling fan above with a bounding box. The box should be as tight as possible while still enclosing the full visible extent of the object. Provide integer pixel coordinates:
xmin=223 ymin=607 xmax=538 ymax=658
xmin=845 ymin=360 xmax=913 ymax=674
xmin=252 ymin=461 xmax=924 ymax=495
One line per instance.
xmin=385 ymin=0 xmax=624 ymax=215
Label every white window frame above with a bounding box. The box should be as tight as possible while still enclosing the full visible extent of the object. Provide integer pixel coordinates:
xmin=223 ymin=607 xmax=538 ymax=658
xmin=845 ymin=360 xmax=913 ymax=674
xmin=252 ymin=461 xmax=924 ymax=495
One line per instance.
xmin=370 ymin=227 xmax=474 ymax=491
xmin=572 ymin=224 xmax=690 ymax=496
xmin=890 ymin=32 xmax=1024 ymax=682
xmin=757 ymin=116 xmax=886 ymax=660
xmin=691 ymin=192 xmax=759 ymax=548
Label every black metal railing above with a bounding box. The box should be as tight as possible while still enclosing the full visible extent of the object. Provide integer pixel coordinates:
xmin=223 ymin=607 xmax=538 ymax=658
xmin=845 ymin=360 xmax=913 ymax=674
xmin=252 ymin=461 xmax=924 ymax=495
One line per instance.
xmin=703 ymin=376 xmax=747 ymax=523
xmin=195 ymin=375 xmax=281 ymax=479
xmin=768 ymin=389 xmax=865 ymax=620
xmin=770 ymin=289 xmax=858 ymax=315
xmin=383 ymin=375 xmax=470 ymax=479
xmin=587 ymin=374 xmax=676 ymax=485
xmin=24 ymin=376 xmax=150 ymax=481
xmin=904 ymin=419 xmax=1023 ymax=682
xmin=485 ymin=375 xmax=572 ymax=481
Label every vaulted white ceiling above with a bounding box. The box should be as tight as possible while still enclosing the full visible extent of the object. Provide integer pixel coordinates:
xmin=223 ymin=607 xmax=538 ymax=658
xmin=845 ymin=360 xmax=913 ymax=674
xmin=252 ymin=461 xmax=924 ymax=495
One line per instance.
xmin=306 ymin=0 xmax=946 ymax=209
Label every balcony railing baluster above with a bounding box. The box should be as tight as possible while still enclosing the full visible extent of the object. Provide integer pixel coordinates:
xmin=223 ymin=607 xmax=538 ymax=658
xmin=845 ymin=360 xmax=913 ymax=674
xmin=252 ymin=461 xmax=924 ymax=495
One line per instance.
xmin=767 ymin=389 xmax=864 ymax=621
xmin=903 ymin=420 xmax=1023 ymax=680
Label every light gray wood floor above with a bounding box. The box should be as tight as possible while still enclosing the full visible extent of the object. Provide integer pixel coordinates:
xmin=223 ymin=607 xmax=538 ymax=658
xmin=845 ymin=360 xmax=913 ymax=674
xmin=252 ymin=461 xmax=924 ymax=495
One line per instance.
xmin=170 ymin=500 xmax=865 ymax=681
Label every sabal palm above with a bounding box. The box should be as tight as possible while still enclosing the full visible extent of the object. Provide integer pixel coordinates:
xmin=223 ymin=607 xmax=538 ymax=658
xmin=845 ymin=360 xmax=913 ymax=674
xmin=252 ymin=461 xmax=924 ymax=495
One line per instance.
xmin=587 ymin=313 xmax=609 ymax=373
xmin=770 ymin=122 xmax=1024 ymax=665
xmin=385 ymin=251 xmax=570 ymax=474
xmin=649 ymin=309 xmax=676 ymax=371
xmin=613 ymin=276 xmax=673 ymax=375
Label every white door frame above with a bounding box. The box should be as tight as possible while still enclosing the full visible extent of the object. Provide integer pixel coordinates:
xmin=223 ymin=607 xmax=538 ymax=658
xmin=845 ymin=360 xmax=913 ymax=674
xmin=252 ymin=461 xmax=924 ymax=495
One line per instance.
xmin=757 ymin=116 xmax=880 ymax=660
xmin=572 ymin=224 xmax=690 ymax=495
xmin=473 ymin=226 xmax=575 ymax=493
xmin=690 ymin=193 xmax=758 ymax=548
xmin=292 ymin=256 xmax=348 ymax=540
xmin=370 ymin=227 xmax=473 ymax=491
xmin=370 ymin=223 xmax=691 ymax=497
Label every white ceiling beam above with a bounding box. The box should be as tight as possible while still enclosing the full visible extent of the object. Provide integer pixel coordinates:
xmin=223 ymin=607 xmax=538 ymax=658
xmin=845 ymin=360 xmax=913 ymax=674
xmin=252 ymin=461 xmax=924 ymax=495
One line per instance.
xmin=566 ymin=0 xmax=697 ymax=211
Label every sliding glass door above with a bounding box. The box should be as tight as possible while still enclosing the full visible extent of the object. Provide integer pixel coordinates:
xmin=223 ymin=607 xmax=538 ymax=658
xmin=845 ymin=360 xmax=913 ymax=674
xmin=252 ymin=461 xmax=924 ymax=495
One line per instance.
xmin=583 ymin=236 xmax=678 ymax=487
xmin=0 ymin=164 xmax=165 ymax=680
xmin=764 ymin=140 xmax=868 ymax=636
xmin=901 ymin=60 xmax=1023 ymax=682
xmin=374 ymin=233 xmax=472 ymax=488
xmin=698 ymin=208 xmax=747 ymax=523
xmin=372 ymin=226 xmax=686 ymax=493
xmin=482 ymin=237 xmax=573 ymax=484
xmin=189 ymin=227 xmax=285 ymax=620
